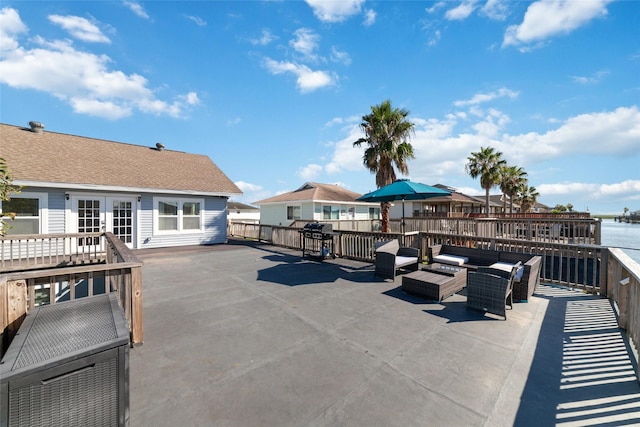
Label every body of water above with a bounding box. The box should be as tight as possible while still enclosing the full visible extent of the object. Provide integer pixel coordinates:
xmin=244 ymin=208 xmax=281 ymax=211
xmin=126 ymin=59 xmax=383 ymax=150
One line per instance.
xmin=600 ymin=219 xmax=640 ymax=265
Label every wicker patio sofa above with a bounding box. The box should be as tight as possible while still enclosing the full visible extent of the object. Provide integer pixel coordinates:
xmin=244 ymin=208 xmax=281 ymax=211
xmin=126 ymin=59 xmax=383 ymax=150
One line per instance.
xmin=374 ymin=240 xmax=419 ymax=281
xmin=427 ymin=244 xmax=542 ymax=302
xmin=466 ymin=263 xmax=521 ymax=320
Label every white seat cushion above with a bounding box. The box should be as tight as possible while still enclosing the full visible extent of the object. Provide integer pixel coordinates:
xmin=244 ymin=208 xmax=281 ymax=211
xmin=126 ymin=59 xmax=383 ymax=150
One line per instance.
xmin=433 ymin=254 xmax=468 ymax=266
xmin=395 ymin=256 xmax=417 ymax=267
xmin=489 ymin=262 xmax=524 ymax=281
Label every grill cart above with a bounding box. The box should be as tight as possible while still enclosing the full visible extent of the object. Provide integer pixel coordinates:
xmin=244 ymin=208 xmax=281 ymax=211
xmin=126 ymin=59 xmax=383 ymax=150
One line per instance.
xmin=300 ymin=223 xmax=336 ymax=260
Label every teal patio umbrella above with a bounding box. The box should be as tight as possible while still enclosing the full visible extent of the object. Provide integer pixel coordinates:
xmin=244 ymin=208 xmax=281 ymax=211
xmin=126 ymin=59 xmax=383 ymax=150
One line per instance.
xmin=357 ymin=179 xmax=451 ymax=234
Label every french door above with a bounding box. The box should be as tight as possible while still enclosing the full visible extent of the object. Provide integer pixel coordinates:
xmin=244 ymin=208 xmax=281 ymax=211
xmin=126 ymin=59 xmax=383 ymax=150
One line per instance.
xmin=71 ymin=195 xmax=137 ymax=249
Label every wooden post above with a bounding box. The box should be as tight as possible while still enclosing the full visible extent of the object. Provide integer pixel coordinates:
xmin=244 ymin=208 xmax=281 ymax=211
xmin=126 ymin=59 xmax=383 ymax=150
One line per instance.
xmin=2 ymin=280 xmax=28 ymax=356
xmin=130 ymin=266 xmax=144 ymax=345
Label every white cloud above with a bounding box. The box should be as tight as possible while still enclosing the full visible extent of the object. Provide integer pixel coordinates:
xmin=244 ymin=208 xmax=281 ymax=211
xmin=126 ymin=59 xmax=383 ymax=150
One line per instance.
xmin=538 ymin=180 xmax=640 ymax=201
xmin=234 ymin=181 xmax=272 ymax=205
xmin=502 ymin=106 xmax=640 ymax=162
xmin=325 ymin=123 xmax=368 ymax=174
xmin=363 ymin=9 xmax=376 ymax=26
xmin=426 ymin=2 xmax=447 ymax=14
xmin=263 ymin=58 xmax=336 ymax=93
xmin=305 ymin=0 xmax=365 ymax=23
xmin=570 ymin=70 xmax=609 ymax=84
xmin=297 ymin=164 xmax=323 ymax=180
xmin=428 ymin=30 xmax=441 ymax=47
xmin=453 ymin=87 xmax=519 ymax=107
xmin=0 ymin=9 xmax=198 ymax=120
xmin=48 ymin=15 xmax=110 ymax=43
xmin=250 ymin=29 xmax=276 ymax=46
xmin=235 ymin=181 xmax=264 ymax=193
xmin=227 ymin=117 xmax=241 ymax=126
xmin=290 ymin=28 xmax=320 ymax=61
xmin=185 ymin=15 xmax=207 ymax=26
xmin=181 ymin=92 xmax=200 ymax=105
xmin=445 ymin=0 xmax=478 ymax=21
xmin=480 ymin=0 xmax=509 ymax=20
xmin=330 ymin=47 xmax=351 ymax=65
xmin=122 ymin=1 xmax=149 ymax=19
xmin=307 ymin=104 xmax=639 ymax=209
xmin=0 ymin=7 xmax=27 ymax=51
xmin=70 ymin=98 xmax=131 ymax=119
xmin=503 ymin=0 xmax=613 ymax=48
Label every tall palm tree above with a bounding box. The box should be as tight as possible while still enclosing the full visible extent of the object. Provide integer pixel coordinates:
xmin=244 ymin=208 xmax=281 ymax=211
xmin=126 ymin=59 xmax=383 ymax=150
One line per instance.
xmin=465 ymin=146 xmax=506 ymax=218
xmin=500 ymin=165 xmax=528 ymax=215
xmin=353 ymin=99 xmax=415 ymax=232
xmin=516 ymin=184 xmax=539 ymax=213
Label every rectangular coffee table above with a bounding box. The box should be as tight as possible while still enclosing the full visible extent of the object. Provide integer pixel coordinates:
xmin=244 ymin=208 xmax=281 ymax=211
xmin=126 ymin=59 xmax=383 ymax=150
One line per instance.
xmin=401 ymin=263 xmax=467 ymax=302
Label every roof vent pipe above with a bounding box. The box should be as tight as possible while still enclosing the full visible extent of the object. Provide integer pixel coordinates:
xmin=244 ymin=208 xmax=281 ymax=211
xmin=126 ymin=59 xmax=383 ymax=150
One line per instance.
xmin=155 ymin=142 xmax=165 ymax=151
xmin=29 ymin=121 xmax=45 ymax=133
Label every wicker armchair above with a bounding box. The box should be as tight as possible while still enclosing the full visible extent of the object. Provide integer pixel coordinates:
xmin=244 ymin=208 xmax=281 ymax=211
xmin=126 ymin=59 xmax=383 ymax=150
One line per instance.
xmin=466 ymin=263 xmax=521 ymax=320
xmin=374 ymin=240 xmax=419 ymax=281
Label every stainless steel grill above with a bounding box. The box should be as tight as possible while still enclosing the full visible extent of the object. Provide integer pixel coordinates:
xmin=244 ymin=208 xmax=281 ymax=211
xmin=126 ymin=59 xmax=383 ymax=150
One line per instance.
xmin=300 ymin=223 xmax=335 ymax=260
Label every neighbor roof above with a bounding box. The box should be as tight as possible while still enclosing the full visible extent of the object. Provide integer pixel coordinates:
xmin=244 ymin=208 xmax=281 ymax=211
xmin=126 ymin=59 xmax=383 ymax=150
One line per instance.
xmin=255 ymin=182 xmax=368 ymax=205
xmin=227 ymin=202 xmax=259 ymax=211
xmin=1 ymin=123 xmax=242 ymax=196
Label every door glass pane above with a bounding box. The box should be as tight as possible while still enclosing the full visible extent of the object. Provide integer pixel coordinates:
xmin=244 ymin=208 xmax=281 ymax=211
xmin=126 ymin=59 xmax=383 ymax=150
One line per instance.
xmin=113 ymin=200 xmax=134 ymax=244
xmin=78 ymin=199 xmax=101 ymax=246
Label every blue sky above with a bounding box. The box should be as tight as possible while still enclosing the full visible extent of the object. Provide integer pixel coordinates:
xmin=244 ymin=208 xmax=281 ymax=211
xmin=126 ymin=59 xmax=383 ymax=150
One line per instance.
xmin=1 ymin=0 xmax=639 ymax=215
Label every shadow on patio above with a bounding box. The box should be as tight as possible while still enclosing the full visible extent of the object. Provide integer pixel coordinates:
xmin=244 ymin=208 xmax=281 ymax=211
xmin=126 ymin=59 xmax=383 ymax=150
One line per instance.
xmin=131 ymin=242 xmax=639 ymax=426
xmin=515 ymin=285 xmax=640 ymax=426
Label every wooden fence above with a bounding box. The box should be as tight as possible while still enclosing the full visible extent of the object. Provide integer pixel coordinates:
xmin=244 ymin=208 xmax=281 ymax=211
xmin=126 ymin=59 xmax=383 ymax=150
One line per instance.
xmin=1 ymin=232 xmax=143 ymax=355
xmin=289 ymin=217 xmax=601 ymax=245
xmin=229 ymin=222 xmax=604 ymax=291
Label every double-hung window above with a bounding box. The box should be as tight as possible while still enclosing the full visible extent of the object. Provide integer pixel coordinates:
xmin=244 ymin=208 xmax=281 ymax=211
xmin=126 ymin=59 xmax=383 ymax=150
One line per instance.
xmin=182 ymin=202 xmax=201 ymax=230
xmin=322 ymin=205 xmax=339 ymax=220
xmin=287 ymin=205 xmax=301 ymax=221
xmin=155 ymin=198 xmax=203 ymax=233
xmin=1 ymin=192 xmax=47 ymax=235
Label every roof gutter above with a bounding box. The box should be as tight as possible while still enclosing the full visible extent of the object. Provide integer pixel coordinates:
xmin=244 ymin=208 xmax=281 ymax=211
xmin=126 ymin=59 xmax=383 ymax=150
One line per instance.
xmin=13 ymin=180 xmax=243 ymax=198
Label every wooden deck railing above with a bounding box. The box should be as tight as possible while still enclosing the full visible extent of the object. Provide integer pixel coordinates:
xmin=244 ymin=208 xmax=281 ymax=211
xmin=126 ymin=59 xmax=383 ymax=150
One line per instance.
xmin=229 ymin=222 xmax=604 ymax=291
xmin=1 ymin=232 xmax=143 ymax=355
xmin=286 ymin=217 xmax=601 ymax=245
xmin=0 ymin=232 xmax=106 ymax=271
xmin=605 ymin=248 xmax=640 ymax=365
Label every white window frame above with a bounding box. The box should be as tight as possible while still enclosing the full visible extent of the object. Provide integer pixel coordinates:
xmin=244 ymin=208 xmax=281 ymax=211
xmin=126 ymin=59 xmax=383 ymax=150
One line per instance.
xmin=0 ymin=191 xmax=48 ymax=235
xmin=153 ymin=197 xmax=205 ymax=235
xmin=369 ymin=207 xmax=380 ymax=220
xmin=322 ymin=205 xmax=340 ymax=220
xmin=287 ymin=205 xmax=301 ymax=221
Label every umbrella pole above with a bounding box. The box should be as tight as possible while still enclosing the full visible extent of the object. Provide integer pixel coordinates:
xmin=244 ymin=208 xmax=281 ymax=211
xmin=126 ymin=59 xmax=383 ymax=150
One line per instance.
xmin=402 ymin=199 xmax=405 ymax=246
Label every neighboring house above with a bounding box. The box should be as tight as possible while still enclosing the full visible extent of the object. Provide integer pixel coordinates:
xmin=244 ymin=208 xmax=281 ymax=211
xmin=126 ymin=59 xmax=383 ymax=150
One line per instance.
xmin=531 ymin=202 xmax=551 ymax=214
xmin=227 ymin=202 xmax=260 ymax=224
xmin=254 ymin=182 xmax=381 ymax=226
xmin=398 ymin=184 xmax=486 ymax=218
xmin=1 ymin=122 xmax=242 ymax=249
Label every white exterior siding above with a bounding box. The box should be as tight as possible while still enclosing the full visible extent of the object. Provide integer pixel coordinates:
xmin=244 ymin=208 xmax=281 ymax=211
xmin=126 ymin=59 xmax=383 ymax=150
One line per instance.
xmin=139 ymin=195 xmax=228 ymax=249
xmin=5 ymin=188 xmax=230 ymax=250
xmin=258 ymin=201 xmax=380 ymax=225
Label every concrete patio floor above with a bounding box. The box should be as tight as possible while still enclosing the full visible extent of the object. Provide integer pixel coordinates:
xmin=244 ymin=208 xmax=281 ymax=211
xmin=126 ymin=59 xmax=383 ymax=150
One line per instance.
xmin=131 ymin=239 xmax=640 ymax=426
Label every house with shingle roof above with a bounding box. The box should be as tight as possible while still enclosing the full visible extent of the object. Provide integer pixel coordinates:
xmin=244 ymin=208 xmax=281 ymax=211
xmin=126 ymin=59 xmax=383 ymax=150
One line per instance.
xmin=1 ymin=121 xmax=242 ymax=249
xmin=227 ymin=201 xmax=260 ymax=224
xmin=254 ymin=182 xmax=380 ymax=226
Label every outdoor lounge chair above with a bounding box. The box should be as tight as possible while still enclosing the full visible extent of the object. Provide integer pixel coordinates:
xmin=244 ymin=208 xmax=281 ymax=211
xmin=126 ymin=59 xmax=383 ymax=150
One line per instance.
xmin=466 ymin=262 xmax=521 ymax=320
xmin=374 ymin=240 xmax=419 ymax=281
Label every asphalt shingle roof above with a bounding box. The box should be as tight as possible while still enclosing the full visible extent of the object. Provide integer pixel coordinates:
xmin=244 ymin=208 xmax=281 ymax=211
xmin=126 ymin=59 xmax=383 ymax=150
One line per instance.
xmin=255 ymin=182 xmax=364 ymax=205
xmin=1 ymin=123 xmax=242 ymax=196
